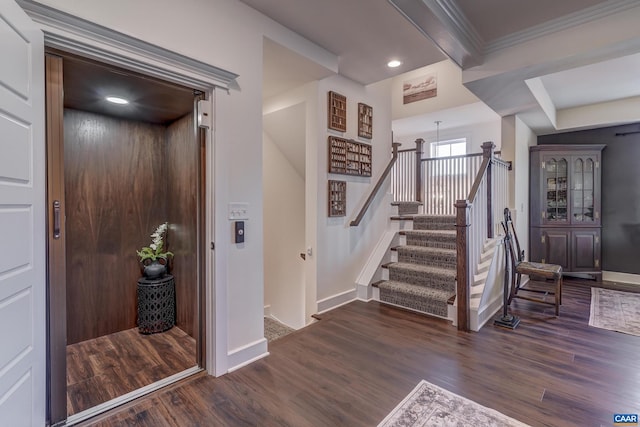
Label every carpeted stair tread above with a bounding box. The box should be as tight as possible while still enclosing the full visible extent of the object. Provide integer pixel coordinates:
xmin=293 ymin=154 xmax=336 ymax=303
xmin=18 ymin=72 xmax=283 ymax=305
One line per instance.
xmin=412 ymin=215 xmax=456 ymax=231
xmin=403 ymin=229 xmax=456 ymax=249
xmin=392 ymin=201 xmax=422 ymax=215
xmin=396 ymin=245 xmax=456 ymax=256
xmin=377 ymin=207 xmax=458 ymax=320
xmin=396 ymin=246 xmax=457 ymax=269
xmin=403 ymin=229 xmax=456 ymax=237
xmin=378 ymin=280 xmax=454 ymax=317
xmin=386 ymin=262 xmax=456 ymax=291
xmin=387 ymin=261 xmax=455 ymax=275
xmin=391 ymin=215 xmax=416 ymax=221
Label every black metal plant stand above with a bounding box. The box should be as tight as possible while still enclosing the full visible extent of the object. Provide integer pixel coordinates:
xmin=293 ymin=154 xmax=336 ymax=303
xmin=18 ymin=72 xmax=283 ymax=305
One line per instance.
xmin=494 ymin=231 xmax=520 ymax=329
xmin=137 ymin=274 xmax=175 ymax=334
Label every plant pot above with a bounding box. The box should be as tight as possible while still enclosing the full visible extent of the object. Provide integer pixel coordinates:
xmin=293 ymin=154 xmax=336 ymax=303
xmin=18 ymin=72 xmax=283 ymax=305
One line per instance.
xmin=143 ymin=260 xmax=167 ymax=279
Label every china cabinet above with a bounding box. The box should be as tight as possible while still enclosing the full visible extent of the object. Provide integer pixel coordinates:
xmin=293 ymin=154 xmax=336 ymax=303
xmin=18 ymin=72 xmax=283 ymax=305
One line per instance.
xmin=529 ymin=145 xmax=605 ymax=280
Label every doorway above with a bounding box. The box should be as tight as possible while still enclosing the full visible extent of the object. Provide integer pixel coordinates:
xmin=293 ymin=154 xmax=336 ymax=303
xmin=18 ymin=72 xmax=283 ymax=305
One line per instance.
xmin=263 ymin=102 xmax=307 ymax=330
xmin=45 ymin=51 xmax=205 ymax=423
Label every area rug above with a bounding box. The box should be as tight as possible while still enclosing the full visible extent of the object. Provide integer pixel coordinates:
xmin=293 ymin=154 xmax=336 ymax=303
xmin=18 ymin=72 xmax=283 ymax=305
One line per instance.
xmin=264 ymin=317 xmax=294 ymax=342
xmin=589 ymin=288 xmax=640 ymax=336
xmin=378 ymin=380 xmax=529 ymax=427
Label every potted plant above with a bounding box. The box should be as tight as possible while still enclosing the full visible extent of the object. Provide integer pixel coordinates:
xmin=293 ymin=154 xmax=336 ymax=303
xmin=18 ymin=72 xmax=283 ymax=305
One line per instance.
xmin=136 ymin=222 xmax=174 ymax=279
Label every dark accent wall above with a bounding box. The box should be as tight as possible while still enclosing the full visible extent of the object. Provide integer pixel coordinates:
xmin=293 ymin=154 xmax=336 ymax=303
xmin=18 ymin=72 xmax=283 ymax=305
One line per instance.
xmin=538 ymin=123 xmax=640 ymax=274
xmin=166 ymin=113 xmax=198 ymax=338
xmin=64 ymin=109 xmax=198 ymax=344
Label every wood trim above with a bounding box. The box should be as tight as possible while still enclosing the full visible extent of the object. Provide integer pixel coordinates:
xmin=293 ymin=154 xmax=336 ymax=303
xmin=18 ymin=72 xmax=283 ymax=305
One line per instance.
xmin=467 ymin=157 xmax=490 ymax=202
xmin=18 ymin=0 xmax=238 ymax=90
xmin=492 ymin=157 xmax=512 ymax=170
xmin=196 ymin=92 xmax=207 ymax=369
xmin=350 ymin=142 xmax=400 ymax=227
xmin=45 ymin=52 xmax=67 ymax=425
xmin=482 ymin=141 xmax=495 ymax=239
xmin=455 ymin=200 xmax=471 ymax=332
xmin=414 ymin=139 xmax=424 ymax=203
xmin=422 ymin=152 xmax=483 ymax=162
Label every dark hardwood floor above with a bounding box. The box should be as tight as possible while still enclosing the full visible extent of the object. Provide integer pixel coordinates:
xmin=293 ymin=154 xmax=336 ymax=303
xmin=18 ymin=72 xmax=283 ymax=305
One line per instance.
xmin=67 ymin=327 xmax=196 ymax=416
xmin=81 ymin=281 xmax=639 ymax=426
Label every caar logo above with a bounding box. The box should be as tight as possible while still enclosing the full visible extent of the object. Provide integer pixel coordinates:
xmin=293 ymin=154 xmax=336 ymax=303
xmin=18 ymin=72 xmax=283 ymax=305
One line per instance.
xmin=614 ymin=414 xmax=638 ymax=426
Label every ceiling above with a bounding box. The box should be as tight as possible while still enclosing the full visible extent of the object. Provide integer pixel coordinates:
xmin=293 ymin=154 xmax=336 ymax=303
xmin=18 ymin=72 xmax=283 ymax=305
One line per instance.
xmin=243 ymin=0 xmax=640 ymax=135
xmin=61 ymin=53 xmax=195 ymax=125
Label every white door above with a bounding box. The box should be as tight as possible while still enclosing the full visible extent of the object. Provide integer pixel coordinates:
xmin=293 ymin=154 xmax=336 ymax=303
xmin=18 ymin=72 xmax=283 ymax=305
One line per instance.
xmin=0 ymin=1 xmax=46 ymax=426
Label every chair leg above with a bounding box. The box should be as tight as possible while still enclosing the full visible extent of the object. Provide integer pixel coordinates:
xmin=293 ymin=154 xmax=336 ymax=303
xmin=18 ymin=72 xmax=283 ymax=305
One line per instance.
xmin=554 ymin=277 xmax=560 ymax=316
xmin=559 ymin=276 xmax=563 ymax=305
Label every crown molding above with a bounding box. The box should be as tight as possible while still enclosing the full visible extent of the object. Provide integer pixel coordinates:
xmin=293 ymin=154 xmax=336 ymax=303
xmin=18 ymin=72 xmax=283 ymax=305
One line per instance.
xmin=389 ymin=0 xmax=483 ymax=68
xmin=485 ymin=0 xmax=640 ymax=54
xmin=17 ymin=0 xmax=239 ymax=91
xmin=435 ymin=0 xmax=484 ymax=55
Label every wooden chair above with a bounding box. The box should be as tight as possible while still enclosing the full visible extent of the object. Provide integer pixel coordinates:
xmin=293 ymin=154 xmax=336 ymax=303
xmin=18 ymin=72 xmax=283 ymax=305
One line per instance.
xmin=502 ymin=208 xmax=563 ymax=316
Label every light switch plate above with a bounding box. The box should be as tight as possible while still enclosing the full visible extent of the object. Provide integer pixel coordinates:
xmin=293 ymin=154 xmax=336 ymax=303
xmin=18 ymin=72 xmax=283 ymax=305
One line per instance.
xmin=228 ymin=203 xmax=249 ymax=220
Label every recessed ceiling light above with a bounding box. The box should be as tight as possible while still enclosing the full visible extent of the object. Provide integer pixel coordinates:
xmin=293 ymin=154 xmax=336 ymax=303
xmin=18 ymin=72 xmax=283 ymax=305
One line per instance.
xmin=106 ymin=96 xmax=129 ymax=105
xmin=387 ymin=60 xmax=402 ymax=68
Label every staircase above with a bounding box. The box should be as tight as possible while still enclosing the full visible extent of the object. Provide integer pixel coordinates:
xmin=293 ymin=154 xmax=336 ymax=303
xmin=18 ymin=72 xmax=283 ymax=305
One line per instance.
xmin=375 ymin=203 xmax=456 ymax=319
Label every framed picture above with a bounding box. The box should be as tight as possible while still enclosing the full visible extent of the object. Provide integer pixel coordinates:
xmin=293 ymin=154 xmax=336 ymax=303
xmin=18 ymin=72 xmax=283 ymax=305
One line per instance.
xmin=403 ymin=73 xmax=437 ymax=104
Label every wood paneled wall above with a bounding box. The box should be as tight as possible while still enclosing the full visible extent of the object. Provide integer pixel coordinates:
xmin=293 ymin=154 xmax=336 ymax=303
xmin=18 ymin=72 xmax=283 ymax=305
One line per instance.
xmin=64 ymin=108 xmax=198 ymax=344
xmin=166 ymin=113 xmax=198 ymax=338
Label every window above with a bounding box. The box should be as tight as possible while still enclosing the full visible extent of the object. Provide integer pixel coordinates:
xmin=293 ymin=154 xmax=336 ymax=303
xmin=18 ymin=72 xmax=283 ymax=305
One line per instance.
xmin=431 ymin=138 xmax=466 ymax=158
xmin=427 ymin=138 xmax=468 ymax=180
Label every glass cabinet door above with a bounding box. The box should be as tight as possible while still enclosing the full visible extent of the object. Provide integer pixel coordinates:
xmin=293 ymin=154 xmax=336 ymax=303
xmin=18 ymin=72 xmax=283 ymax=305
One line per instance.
xmin=544 ymin=158 xmax=568 ymax=222
xmin=572 ymin=157 xmax=595 ymax=223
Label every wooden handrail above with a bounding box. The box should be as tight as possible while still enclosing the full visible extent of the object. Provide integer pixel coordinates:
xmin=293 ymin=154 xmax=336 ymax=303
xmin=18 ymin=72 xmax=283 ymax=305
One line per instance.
xmin=419 ymin=150 xmax=502 ymax=163
xmin=466 ymin=157 xmax=490 ymax=203
xmin=350 ymin=142 xmax=401 ymax=227
xmin=493 ymin=157 xmax=512 ymax=170
xmin=422 ymin=152 xmax=483 ymax=162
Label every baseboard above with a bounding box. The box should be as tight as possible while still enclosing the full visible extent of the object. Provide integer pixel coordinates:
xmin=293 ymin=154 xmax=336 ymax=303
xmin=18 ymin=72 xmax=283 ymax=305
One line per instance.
xmin=602 ymin=271 xmax=640 ymax=285
xmin=472 ymin=293 xmax=504 ymax=332
xmin=227 ymin=338 xmax=268 ymax=373
xmin=357 ymin=282 xmax=372 ymax=301
xmin=316 ymin=288 xmax=357 ymax=314
xmin=263 ymin=304 xmax=271 ymax=317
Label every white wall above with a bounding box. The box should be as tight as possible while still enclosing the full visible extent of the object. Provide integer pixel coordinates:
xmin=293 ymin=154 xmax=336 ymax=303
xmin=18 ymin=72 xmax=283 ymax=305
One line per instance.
xmin=264 ymin=75 xmax=394 ymax=316
xmin=395 ymin=120 xmax=501 ymax=156
xmin=314 ymin=75 xmax=393 ymax=306
xmin=263 ymin=132 xmax=305 ymax=329
xmin=390 ymin=60 xmax=479 ymax=121
xmin=501 ymin=115 xmax=537 ymax=253
xmin=33 ymin=0 xmax=338 ymax=371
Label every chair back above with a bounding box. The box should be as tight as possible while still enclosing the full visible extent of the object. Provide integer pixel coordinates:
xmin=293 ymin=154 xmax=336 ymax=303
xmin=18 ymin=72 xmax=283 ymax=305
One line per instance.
xmin=503 ymin=208 xmax=525 ymax=263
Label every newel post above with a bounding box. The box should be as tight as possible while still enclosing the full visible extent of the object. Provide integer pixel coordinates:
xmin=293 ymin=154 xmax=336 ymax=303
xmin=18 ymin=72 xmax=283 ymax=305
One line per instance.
xmin=482 ymin=141 xmax=496 ymax=238
xmin=455 ymin=199 xmax=471 ymax=332
xmin=415 ymin=138 xmax=424 ymax=203
xmin=392 ymin=141 xmax=400 ymax=157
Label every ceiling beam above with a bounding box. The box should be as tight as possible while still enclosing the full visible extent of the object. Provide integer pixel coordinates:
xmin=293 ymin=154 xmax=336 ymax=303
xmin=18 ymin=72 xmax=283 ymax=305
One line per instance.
xmin=388 ymin=0 xmax=484 ymax=68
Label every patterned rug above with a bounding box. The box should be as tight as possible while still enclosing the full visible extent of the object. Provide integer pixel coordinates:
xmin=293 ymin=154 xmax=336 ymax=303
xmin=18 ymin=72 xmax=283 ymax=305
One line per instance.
xmin=378 ymin=380 xmax=529 ymax=427
xmin=264 ymin=317 xmax=294 ymax=343
xmin=589 ymin=288 xmax=640 ymax=336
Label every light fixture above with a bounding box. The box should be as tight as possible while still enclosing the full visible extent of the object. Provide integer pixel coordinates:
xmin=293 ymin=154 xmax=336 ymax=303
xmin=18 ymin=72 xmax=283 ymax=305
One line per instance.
xmin=106 ymin=96 xmax=129 ymax=105
xmin=387 ymin=59 xmax=402 ymax=68
xmin=435 ymin=120 xmax=441 ymax=144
